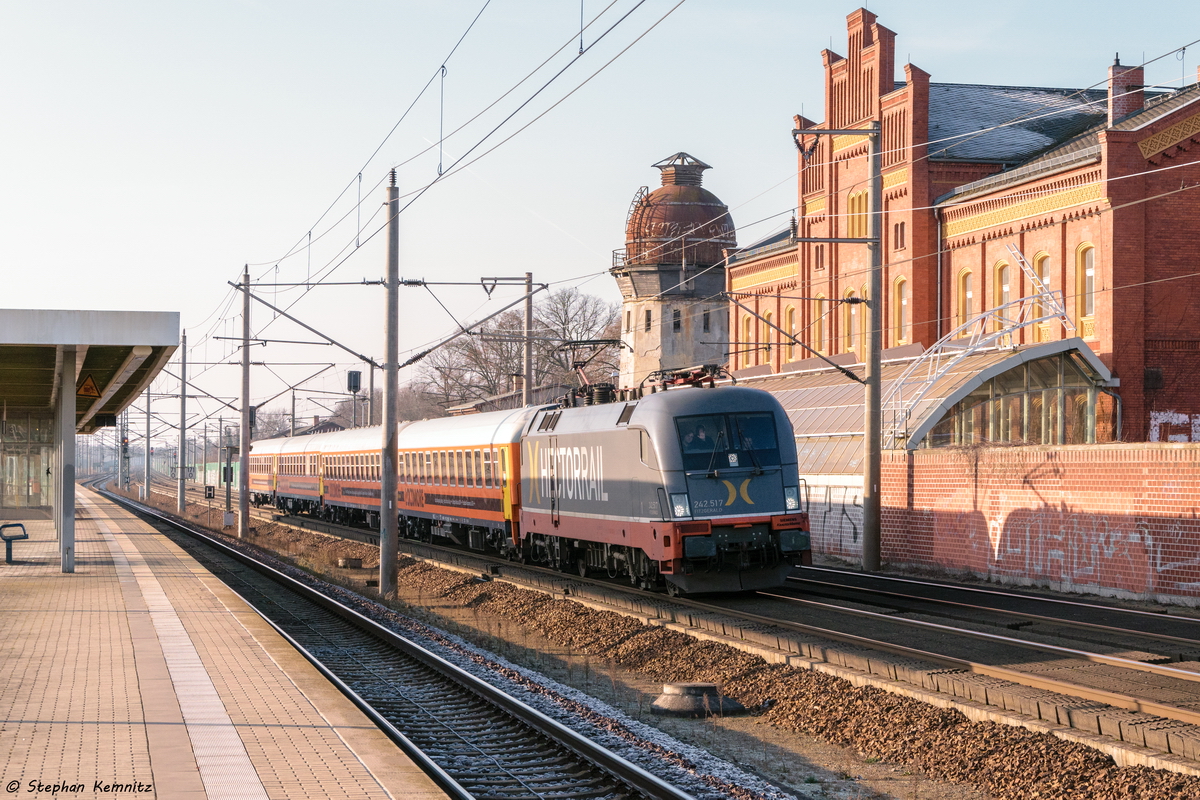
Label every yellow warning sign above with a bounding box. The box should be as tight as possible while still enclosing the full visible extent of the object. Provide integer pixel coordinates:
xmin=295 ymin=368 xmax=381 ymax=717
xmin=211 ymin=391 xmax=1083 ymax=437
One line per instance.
xmin=77 ymin=374 xmax=101 ymax=398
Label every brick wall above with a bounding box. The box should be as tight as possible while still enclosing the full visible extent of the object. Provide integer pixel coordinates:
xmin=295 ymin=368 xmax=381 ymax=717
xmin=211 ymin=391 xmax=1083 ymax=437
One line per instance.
xmin=855 ymin=444 xmax=1200 ymax=605
xmin=805 ymin=444 xmax=1200 ymax=604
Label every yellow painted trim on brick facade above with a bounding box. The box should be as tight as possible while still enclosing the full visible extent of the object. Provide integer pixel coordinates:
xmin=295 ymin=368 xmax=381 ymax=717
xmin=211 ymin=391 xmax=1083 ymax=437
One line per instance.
xmin=731 ymin=263 xmax=796 ymax=291
xmin=882 ymin=167 xmax=908 ymax=190
xmin=803 ymin=196 xmax=826 ymax=215
xmin=1138 ymin=110 xmax=1200 ymax=159
xmin=943 ymin=184 xmax=1104 ymax=238
xmin=832 ymin=133 xmax=869 ymax=151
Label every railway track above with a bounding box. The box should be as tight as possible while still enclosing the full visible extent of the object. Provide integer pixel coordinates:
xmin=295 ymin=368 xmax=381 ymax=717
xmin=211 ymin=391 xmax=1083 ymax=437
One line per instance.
xmin=130 ymin=472 xmax=1200 ymax=752
xmin=95 ymin=482 xmax=722 ymax=800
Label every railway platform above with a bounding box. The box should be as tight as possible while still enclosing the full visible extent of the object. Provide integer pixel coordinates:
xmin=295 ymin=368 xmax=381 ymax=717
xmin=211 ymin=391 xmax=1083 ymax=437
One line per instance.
xmin=0 ymin=486 xmax=447 ymax=800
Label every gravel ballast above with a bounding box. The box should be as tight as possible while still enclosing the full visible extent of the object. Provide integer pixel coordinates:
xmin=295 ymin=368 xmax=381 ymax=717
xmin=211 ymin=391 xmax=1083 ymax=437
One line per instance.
xmin=123 ymin=487 xmax=1200 ymax=800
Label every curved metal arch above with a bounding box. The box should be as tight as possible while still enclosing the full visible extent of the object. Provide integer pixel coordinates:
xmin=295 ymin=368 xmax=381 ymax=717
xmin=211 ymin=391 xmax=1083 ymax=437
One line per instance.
xmin=899 ymin=338 xmax=1112 ymax=451
xmin=882 ymin=245 xmax=1076 ymax=449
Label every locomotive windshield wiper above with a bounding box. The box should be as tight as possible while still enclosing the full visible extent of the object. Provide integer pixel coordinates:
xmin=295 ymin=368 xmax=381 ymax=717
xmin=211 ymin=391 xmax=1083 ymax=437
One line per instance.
xmin=734 ymin=420 xmax=764 ymax=475
xmin=704 ymin=428 xmax=727 ymax=477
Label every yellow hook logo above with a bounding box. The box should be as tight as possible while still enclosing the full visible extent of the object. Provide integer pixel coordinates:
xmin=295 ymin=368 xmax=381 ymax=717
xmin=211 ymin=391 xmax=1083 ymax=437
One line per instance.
xmin=721 ymin=479 xmax=755 ymax=506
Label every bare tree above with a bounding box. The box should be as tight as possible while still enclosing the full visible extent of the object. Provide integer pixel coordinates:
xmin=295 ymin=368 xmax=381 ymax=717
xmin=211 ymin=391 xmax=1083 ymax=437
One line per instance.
xmin=533 ymin=287 xmax=620 ymax=385
xmin=414 ymin=288 xmax=619 ymax=407
xmin=420 ymin=309 xmax=527 ymax=405
xmin=251 ymin=409 xmax=292 ymax=440
xmin=397 ymin=385 xmax=447 ymax=421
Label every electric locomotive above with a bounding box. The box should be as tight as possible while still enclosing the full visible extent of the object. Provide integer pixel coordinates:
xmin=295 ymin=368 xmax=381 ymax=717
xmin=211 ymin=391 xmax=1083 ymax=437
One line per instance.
xmin=519 ymin=385 xmax=810 ymax=594
xmin=249 ymin=383 xmax=810 ymax=594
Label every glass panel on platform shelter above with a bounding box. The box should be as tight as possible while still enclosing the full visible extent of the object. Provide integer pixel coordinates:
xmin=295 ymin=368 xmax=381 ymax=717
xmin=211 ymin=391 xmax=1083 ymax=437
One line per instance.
xmin=0 ymin=412 xmax=53 ymax=514
xmin=1063 ymin=389 xmax=1090 ymax=444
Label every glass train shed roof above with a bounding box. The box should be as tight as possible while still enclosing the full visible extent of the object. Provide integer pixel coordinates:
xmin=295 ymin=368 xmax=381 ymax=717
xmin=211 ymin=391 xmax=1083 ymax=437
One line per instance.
xmin=735 ymin=338 xmax=1113 ymax=474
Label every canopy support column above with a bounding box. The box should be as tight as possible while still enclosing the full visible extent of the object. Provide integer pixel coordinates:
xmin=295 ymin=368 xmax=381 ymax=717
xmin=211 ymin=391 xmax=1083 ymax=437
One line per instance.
xmin=58 ymin=346 xmax=76 ymax=573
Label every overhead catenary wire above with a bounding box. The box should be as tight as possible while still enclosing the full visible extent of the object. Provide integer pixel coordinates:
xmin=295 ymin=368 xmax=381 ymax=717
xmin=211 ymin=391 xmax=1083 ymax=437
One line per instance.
xmin=242 ymin=0 xmax=664 ymax=346
xmin=195 ymin=27 xmax=1200 ymax=415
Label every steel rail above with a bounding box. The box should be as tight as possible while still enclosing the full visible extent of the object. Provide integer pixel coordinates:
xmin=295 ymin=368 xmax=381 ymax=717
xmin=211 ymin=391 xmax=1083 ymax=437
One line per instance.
xmin=757 ymin=590 xmax=1200 ymax=684
xmin=784 ymin=574 xmax=1200 ymax=649
xmin=98 ymin=485 xmax=696 ymax=800
xmin=126 ymin=477 xmax=1200 ymax=728
xmin=85 ymin=485 xmax=473 ymax=800
xmin=801 ymin=564 xmax=1179 ymax=619
xmin=673 ymin=592 xmax=1200 ymax=727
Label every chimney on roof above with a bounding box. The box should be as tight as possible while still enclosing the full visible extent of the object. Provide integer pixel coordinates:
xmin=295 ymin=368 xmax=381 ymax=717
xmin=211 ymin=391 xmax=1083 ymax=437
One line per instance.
xmin=313 ymin=415 xmax=320 ymax=426
xmin=1108 ymin=54 xmax=1144 ymax=126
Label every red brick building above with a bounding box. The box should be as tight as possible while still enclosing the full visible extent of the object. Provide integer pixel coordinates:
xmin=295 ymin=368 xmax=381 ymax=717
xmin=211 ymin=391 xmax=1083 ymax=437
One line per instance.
xmin=728 ymin=8 xmax=1200 ymax=442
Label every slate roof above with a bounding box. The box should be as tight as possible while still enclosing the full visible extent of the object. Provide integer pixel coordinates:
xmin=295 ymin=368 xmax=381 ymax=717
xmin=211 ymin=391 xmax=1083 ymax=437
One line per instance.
xmin=928 ymin=83 xmax=1107 ymax=164
xmin=1111 ymin=81 xmax=1200 ymax=131
xmin=936 ymin=83 xmax=1200 ymax=204
xmin=728 ymin=226 xmax=794 ymax=264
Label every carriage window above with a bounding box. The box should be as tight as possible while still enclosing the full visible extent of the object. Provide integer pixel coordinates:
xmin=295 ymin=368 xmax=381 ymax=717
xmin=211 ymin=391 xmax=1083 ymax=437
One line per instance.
xmin=465 ymin=450 xmax=474 ymax=488
xmin=499 ymin=448 xmax=508 ymax=489
xmin=483 ymin=449 xmax=493 ymax=489
xmin=474 ymin=450 xmax=482 ymax=489
xmin=440 ymin=451 xmax=448 ymax=485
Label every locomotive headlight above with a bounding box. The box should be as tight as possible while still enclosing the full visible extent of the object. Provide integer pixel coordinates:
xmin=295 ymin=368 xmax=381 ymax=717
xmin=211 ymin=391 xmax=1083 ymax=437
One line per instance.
xmin=784 ymin=486 xmax=800 ymax=511
xmin=670 ymin=493 xmax=691 ymax=519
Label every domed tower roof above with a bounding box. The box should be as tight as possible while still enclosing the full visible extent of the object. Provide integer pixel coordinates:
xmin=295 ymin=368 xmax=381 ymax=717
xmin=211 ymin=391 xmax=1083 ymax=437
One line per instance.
xmin=624 ymin=153 xmax=736 ymax=267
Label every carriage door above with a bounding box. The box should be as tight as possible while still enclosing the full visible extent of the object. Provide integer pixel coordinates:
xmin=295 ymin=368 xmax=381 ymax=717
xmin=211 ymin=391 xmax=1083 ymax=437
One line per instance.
xmin=548 ymin=437 xmax=560 ymax=528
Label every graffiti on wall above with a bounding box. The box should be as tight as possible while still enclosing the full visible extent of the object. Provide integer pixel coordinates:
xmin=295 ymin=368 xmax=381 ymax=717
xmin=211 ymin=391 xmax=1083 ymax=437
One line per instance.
xmin=892 ymin=498 xmax=1200 ymax=599
xmin=804 ymin=482 xmax=862 ymax=560
xmin=1148 ymin=411 xmax=1200 ymax=442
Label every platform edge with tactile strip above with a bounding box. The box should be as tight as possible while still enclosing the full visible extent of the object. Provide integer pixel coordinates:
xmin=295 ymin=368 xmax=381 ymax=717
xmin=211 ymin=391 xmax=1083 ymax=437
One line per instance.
xmin=0 ymin=487 xmax=448 ymax=800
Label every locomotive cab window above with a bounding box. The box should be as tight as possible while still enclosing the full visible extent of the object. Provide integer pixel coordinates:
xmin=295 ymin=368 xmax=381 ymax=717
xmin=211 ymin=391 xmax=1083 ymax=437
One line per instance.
xmin=676 ymin=413 xmax=780 ymax=472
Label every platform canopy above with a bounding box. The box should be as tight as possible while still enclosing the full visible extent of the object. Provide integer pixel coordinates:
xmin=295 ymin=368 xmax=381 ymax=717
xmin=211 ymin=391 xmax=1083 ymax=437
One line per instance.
xmin=0 ymin=309 xmax=178 ymax=434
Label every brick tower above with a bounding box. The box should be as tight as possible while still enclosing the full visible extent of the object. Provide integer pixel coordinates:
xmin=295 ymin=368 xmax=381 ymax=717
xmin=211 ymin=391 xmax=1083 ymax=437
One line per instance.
xmin=611 ymin=153 xmax=736 ymax=388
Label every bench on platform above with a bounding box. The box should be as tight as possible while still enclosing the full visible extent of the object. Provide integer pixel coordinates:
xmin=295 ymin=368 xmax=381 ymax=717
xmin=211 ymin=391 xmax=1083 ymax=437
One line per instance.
xmin=1 ymin=523 xmax=29 ymax=564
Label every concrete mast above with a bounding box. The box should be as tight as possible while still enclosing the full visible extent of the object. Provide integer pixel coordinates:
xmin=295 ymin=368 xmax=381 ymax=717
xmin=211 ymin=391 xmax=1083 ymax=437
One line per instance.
xmin=239 ymin=266 xmax=251 ymax=538
xmin=523 ymin=272 xmax=533 ymax=407
xmin=178 ymin=330 xmax=187 ymax=515
xmin=862 ymin=121 xmax=883 ymax=572
xmin=380 ymin=170 xmax=400 ymax=598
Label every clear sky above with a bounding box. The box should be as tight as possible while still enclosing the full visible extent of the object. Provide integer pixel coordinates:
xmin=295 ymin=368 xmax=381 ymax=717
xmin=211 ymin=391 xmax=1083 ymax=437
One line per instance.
xmin=2 ymin=1 xmax=1196 ymax=427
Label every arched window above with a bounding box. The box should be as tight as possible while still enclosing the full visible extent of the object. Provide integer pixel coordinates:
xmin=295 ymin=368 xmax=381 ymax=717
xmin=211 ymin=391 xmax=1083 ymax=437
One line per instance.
xmin=1076 ymin=244 xmax=1095 ymax=332
xmin=957 ymin=270 xmax=974 ymax=331
xmin=846 ymin=191 xmax=870 ymax=238
xmin=1033 ymin=253 xmax=1052 ymax=340
xmin=843 ymin=289 xmax=858 ymax=356
xmin=993 ymin=262 xmax=1011 ymax=332
xmin=784 ymin=306 xmax=796 ymax=361
xmin=995 ymin=263 xmax=1011 ymax=309
xmin=762 ymin=310 xmax=773 ymax=358
xmin=741 ymin=315 xmax=753 ymax=367
xmin=893 ymin=277 xmax=909 ymax=344
xmin=813 ymin=295 xmax=826 ymax=354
